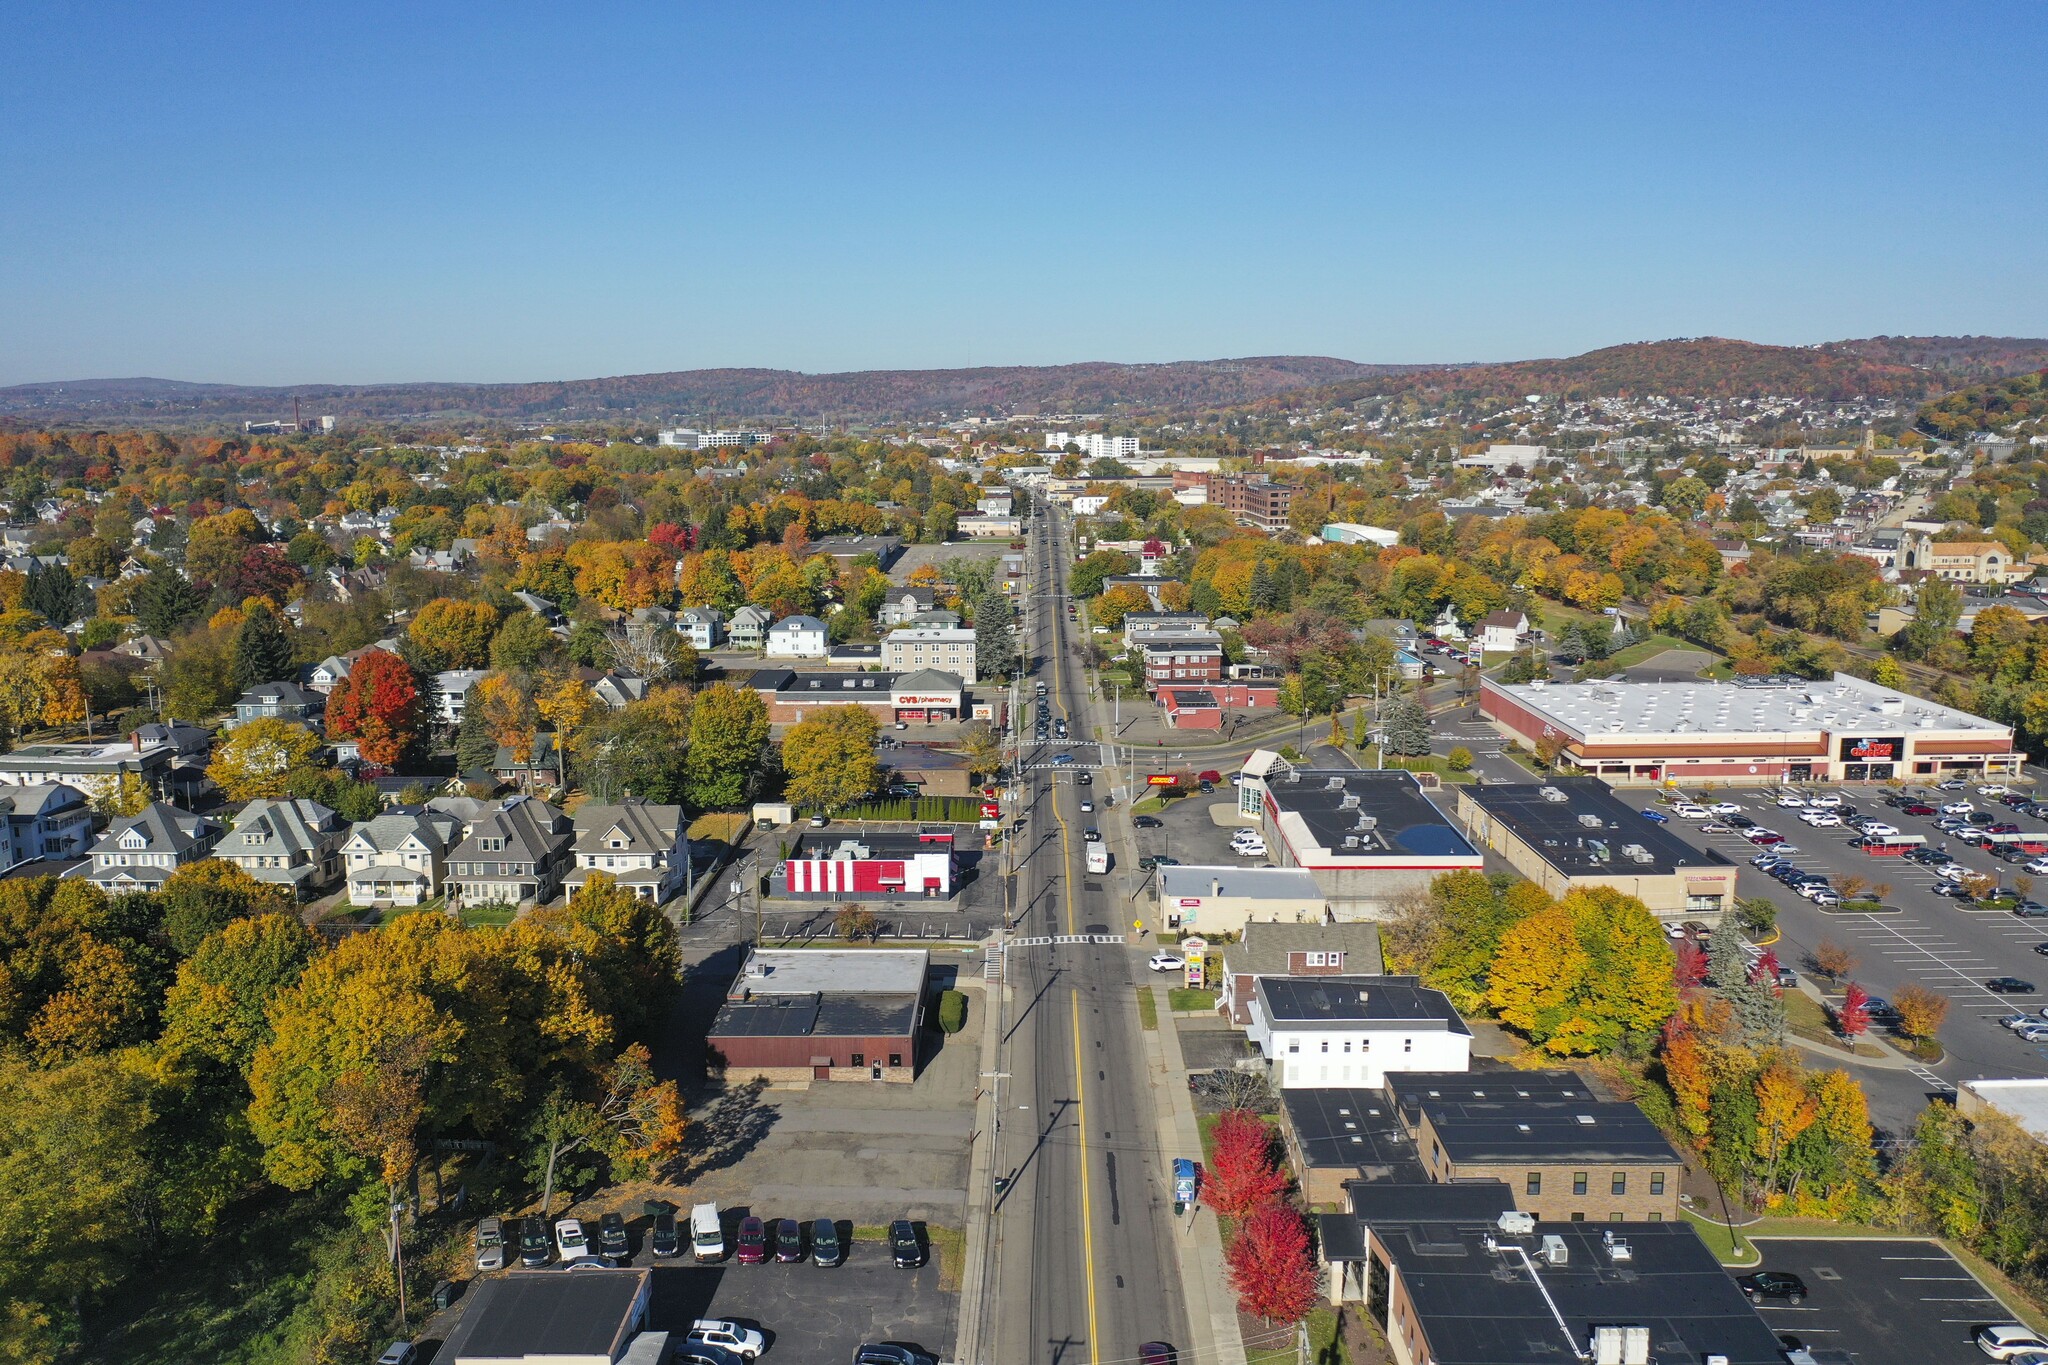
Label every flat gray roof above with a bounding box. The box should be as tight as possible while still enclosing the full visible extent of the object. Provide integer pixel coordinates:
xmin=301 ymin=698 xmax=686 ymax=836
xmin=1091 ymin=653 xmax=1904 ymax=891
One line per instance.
xmin=1461 ymin=780 xmax=1733 ymax=877
xmin=1493 ymin=671 xmax=2009 ymax=743
xmin=1159 ymin=864 xmax=1325 ymax=901
xmin=734 ymin=947 xmax=929 ymax=995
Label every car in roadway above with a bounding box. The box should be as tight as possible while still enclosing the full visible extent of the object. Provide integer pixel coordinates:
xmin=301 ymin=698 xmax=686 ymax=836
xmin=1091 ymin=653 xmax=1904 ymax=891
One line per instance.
xmin=1705 ymin=801 xmax=1741 ymax=815
xmin=889 ymin=1218 xmax=923 ymax=1268
xmin=1139 ymin=1346 xmax=1179 ymax=1365
xmin=1982 ymin=784 xmax=2013 ymax=796
xmin=812 ymin=1217 xmax=843 ymax=1266
xmin=774 ymin=1217 xmax=804 ymax=1262
xmin=1051 ymin=753 xmax=1074 ymax=766
xmin=1083 ymin=827 xmax=1101 ymax=842
xmin=1977 ymin=1323 xmax=2048 ymax=1359
xmin=1735 ymin=1270 xmax=1808 ymax=1304
xmin=686 ymin=1320 xmax=765 ymax=1360
xmin=1133 ymin=815 xmax=1163 ymax=828
xmin=1989 ymin=978 xmax=2038 ymax=994
xmin=1671 ymin=803 xmax=1711 ymax=819
xmin=1079 ymin=800 xmax=1094 ymax=813
xmin=1937 ymin=777 xmax=1968 ymax=790
xmin=650 ymin=1209 xmax=681 ymax=1258
xmin=555 ymin=1218 xmax=589 ymax=1259
xmin=1149 ymin=953 xmax=1187 ymax=972
xmin=1746 ymin=831 xmax=1785 ymax=846
xmin=1943 ymin=800 xmax=1975 ymax=815
xmin=1903 ymin=802 xmax=1937 ymax=816
xmin=1775 ymin=794 xmax=1807 ymax=809
xmin=374 ymin=1345 xmax=417 ymax=1365
xmin=735 ymin=1216 xmax=768 ymax=1264
xmin=475 ymin=1216 xmax=506 ymax=1271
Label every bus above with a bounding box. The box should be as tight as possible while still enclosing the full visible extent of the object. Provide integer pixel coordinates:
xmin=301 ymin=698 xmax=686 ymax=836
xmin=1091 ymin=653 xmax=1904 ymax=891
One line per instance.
xmin=1854 ymin=833 xmax=1926 ymax=857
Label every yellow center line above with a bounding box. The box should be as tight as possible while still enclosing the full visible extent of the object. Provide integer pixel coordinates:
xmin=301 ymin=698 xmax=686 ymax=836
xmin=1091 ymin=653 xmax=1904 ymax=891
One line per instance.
xmin=1044 ymin=522 xmax=1101 ymax=1365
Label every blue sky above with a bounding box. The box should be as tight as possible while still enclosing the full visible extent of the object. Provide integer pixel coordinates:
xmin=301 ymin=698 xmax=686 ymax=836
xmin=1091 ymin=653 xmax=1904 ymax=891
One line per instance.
xmin=3 ymin=1 xmax=2043 ymax=385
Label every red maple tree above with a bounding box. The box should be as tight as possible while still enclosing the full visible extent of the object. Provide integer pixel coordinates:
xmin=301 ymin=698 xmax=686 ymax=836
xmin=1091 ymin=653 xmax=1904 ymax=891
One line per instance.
xmin=1750 ymin=949 xmax=1783 ymax=994
xmin=1225 ymin=1204 xmax=1320 ymax=1324
xmin=1205 ymin=1109 xmax=1288 ymax=1218
xmin=1673 ymin=940 xmax=1709 ymax=992
xmin=326 ymin=649 xmax=422 ymax=770
xmin=1836 ymin=982 xmax=1870 ymax=1040
xmin=649 ymin=522 xmax=696 ymax=556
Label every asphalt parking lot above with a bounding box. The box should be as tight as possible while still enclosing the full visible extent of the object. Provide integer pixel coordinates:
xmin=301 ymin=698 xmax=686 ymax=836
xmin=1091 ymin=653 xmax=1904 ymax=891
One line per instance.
xmin=1611 ymin=781 xmax=2048 ymax=1122
xmin=1129 ymin=787 xmax=1258 ymax=873
xmin=1742 ymin=1237 xmax=2020 ymax=1365
xmin=645 ymin=1246 xmax=953 ymax=1363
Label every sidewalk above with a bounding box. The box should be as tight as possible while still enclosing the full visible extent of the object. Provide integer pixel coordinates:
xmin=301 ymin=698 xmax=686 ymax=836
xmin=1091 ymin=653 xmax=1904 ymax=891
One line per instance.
xmin=1143 ymin=985 xmax=1246 ymax=1364
xmin=1787 ymin=977 xmax=1924 ymax=1072
xmin=952 ymin=964 xmax=1004 ymax=1364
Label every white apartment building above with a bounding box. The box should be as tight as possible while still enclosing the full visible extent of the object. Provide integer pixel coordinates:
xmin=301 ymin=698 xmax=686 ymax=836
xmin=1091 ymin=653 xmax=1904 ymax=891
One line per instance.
xmin=656 ymin=429 xmax=767 ymax=449
xmin=1044 ymin=432 xmax=1139 ymax=462
xmin=882 ymin=627 xmax=978 ymax=682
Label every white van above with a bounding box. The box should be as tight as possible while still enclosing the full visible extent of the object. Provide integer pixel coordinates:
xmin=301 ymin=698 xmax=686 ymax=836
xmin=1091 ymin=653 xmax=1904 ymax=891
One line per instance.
xmin=691 ymin=1203 xmax=725 ymax=1261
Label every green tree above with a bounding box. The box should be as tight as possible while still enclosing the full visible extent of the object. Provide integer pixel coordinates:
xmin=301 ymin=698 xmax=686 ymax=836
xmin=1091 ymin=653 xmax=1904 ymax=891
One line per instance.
xmin=132 ymin=565 xmax=206 ymax=635
xmin=972 ymin=589 xmax=1016 ymax=682
xmin=160 ymin=913 xmax=319 ymax=1072
xmin=205 ymin=717 xmax=325 ymax=801
xmin=489 ymin=611 xmax=563 ymax=671
xmin=230 ymin=600 xmax=295 ymax=689
xmin=23 ymin=561 xmax=79 ymax=625
xmin=1069 ymin=550 xmax=1134 ymax=599
xmin=1380 ymin=695 xmax=1431 ymax=756
xmin=455 ymin=682 xmax=499 ymax=776
xmin=158 ymin=860 xmax=297 ymax=958
xmin=683 ymin=684 xmax=770 ymax=809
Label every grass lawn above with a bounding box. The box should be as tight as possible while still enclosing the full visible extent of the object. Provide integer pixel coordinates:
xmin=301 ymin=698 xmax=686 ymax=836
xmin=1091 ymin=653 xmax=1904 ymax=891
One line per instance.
xmin=1681 ymin=1207 xmax=1761 ymax=1265
xmin=459 ymin=900 xmax=516 ymax=927
xmin=1168 ymin=987 xmax=1218 ymax=1012
xmin=689 ymin=811 xmax=751 ymax=842
xmin=1608 ymin=634 xmax=1712 ymax=670
xmin=1135 ymin=984 xmax=1159 ymax=1030
xmin=1246 ymin=1305 xmax=1345 ymax=1365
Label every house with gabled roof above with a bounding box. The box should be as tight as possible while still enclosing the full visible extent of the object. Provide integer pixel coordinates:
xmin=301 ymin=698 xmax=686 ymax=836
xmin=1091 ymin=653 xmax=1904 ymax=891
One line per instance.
xmin=446 ymin=794 xmax=574 ymax=909
xmin=83 ymin=802 xmax=222 ymax=894
xmin=342 ymin=808 xmax=463 ymax=907
xmin=727 ymin=604 xmax=772 ymax=650
xmin=562 ymin=799 xmax=688 ymax=904
xmin=590 ymin=672 xmax=649 ymax=711
xmin=219 ymin=798 xmax=346 ymax=897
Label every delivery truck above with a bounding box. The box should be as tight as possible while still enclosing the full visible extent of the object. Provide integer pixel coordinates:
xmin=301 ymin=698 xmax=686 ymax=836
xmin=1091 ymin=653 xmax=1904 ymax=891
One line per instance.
xmin=1086 ymin=842 xmax=1109 ymax=874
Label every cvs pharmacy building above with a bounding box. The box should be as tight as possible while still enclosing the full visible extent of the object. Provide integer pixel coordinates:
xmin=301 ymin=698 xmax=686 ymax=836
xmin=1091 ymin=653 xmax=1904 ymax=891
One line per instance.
xmin=1480 ymin=673 xmax=2020 ymax=786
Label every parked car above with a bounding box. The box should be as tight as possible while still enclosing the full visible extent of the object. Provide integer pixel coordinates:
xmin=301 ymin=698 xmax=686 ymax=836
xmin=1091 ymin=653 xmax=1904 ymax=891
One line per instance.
xmin=1775 ymin=795 xmax=1808 ymax=809
xmin=889 ymin=1218 xmax=923 ymax=1268
xmin=1148 ymin=953 xmax=1186 ymax=972
xmin=1904 ymin=802 xmax=1937 ymax=816
xmin=1133 ymin=815 xmax=1163 ymax=829
xmin=650 ymin=1209 xmax=681 ymax=1258
xmin=736 ymin=1216 xmax=768 ymax=1264
xmin=375 ymin=1345 xmax=417 ymax=1365
xmin=2014 ymin=1023 xmax=2048 ymax=1044
xmin=2016 ymin=902 xmax=2048 ymax=918
xmin=1736 ymin=1271 xmax=1808 ymax=1305
xmin=1672 ymin=804 xmax=1711 ymax=819
xmin=598 ymin=1212 xmax=629 ymax=1262
xmin=554 ymin=1218 xmax=589 ymax=1259
xmin=686 ymin=1320 xmax=765 ymax=1360
xmin=1943 ymin=800 xmax=1975 ymax=815
xmin=853 ymin=1347 xmax=937 ymax=1365
xmin=1728 ymin=814 xmax=1757 ymax=828
xmin=518 ymin=1215 xmax=551 ymax=1267
xmin=1641 ymin=808 xmax=1670 ymax=824
xmin=1988 ymin=978 xmax=2038 ymax=994
xmin=1706 ymin=801 xmax=1741 ymax=816
xmin=1977 ymin=1323 xmax=2048 ymax=1359
xmin=774 ymin=1218 xmax=804 ymax=1262
xmin=475 ymin=1216 xmax=505 ymax=1272
xmin=812 ymin=1218 xmax=843 ymax=1267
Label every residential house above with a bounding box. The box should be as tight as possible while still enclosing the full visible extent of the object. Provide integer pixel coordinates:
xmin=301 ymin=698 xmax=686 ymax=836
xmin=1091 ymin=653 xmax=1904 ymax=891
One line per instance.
xmin=492 ymin=731 xmax=564 ymax=788
xmin=128 ymin=720 xmax=212 ymax=767
xmin=0 ymin=783 xmax=93 ymax=863
xmin=217 ymin=798 xmax=347 ymax=897
xmin=407 ymin=546 xmax=467 ymax=573
xmin=727 ymin=604 xmax=772 ymax=650
xmin=1217 ymin=922 xmax=1383 ymax=1024
xmin=765 ymin=615 xmax=830 ymax=658
xmin=432 ymin=668 xmax=491 ymax=726
xmin=589 ymin=672 xmax=649 ymax=711
xmin=342 ymin=808 xmax=464 ymax=908
xmin=114 ymin=634 xmax=172 ymax=666
xmin=881 ymin=627 xmax=978 ymax=682
xmin=512 ymin=591 xmax=565 ymax=625
xmin=879 ymin=588 xmax=937 ymax=626
xmin=678 ymin=606 xmax=724 ymax=650
xmin=83 ymin=803 xmax=222 ymax=894
xmin=625 ymin=605 xmax=677 ymax=645
xmin=228 ymin=680 xmax=325 ymax=730
xmin=561 ymin=799 xmax=688 ymax=903
xmin=1476 ymin=610 xmax=1529 ymax=654
xmin=0 ymin=738 xmax=174 ymax=792
xmin=446 ymin=795 xmax=575 ymax=909
xmin=1138 ymin=632 xmax=1225 ymax=693
xmin=304 ymin=638 xmax=404 ymax=695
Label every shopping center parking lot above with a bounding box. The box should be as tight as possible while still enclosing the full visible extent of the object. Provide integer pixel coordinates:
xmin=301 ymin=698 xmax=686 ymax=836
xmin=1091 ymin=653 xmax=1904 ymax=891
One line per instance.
xmin=1610 ymin=782 xmax=2048 ymax=1098
xmin=644 ymin=1252 xmax=952 ymax=1364
xmin=1742 ymin=1237 xmax=2021 ymax=1365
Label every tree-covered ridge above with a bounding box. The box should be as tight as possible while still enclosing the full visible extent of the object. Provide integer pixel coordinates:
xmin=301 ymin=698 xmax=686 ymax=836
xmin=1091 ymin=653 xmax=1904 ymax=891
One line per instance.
xmin=1823 ymin=335 xmax=2048 ymax=385
xmin=1915 ymin=368 xmax=2048 ymax=440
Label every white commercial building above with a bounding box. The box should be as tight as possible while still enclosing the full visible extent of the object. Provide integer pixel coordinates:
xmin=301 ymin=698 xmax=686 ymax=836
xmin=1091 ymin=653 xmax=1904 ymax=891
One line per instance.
xmin=1244 ymin=974 xmax=1470 ymax=1089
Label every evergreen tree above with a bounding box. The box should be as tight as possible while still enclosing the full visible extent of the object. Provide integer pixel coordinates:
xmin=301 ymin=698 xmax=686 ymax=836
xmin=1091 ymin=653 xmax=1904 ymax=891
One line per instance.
xmin=23 ymin=561 xmax=78 ymax=625
xmin=455 ymin=683 xmax=499 ymax=776
xmin=1248 ymin=560 xmax=1278 ymax=614
xmin=1555 ymin=622 xmax=1587 ymax=663
xmin=1381 ymin=694 xmax=1431 ymax=755
xmin=231 ymin=602 xmax=295 ymax=689
xmin=1709 ymin=915 xmax=1785 ymax=1045
xmin=133 ymin=565 xmax=206 ymax=635
xmin=972 ymin=589 xmax=1016 ymax=682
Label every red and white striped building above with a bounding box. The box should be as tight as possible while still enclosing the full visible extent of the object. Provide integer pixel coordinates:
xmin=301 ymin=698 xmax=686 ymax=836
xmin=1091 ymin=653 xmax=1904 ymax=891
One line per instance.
xmin=784 ymin=831 xmax=956 ymax=898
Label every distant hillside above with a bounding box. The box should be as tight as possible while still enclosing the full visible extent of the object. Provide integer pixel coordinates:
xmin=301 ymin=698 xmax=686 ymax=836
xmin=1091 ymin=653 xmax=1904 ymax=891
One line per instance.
xmin=0 ymin=357 xmax=1420 ymax=428
xmin=1822 ymin=335 xmax=2048 ymax=384
xmin=1296 ymin=337 xmax=1957 ymax=410
xmin=1916 ymin=368 xmax=2048 ymax=440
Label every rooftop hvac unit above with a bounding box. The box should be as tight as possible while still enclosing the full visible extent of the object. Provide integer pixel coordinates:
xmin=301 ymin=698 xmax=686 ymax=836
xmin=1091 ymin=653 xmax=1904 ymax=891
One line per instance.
xmin=1600 ymin=1230 xmax=1633 ymax=1262
xmin=1590 ymin=1325 xmax=1650 ymax=1364
xmin=1325 ymin=776 xmax=1346 ymax=790
xmin=1339 ymin=793 xmax=1360 ymax=809
xmin=1539 ymin=1234 xmax=1568 ymax=1265
xmin=1355 ymin=815 xmax=1377 ymax=831
xmin=1578 ymin=813 xmax=1603 ymax=828
xmin=1620 ymin=844 xmax=1647 ymax=859
xmin=1538 ymin=786 xmax=1569 ymax=802
xmin=1343 ymin=836 xmax=1360 ymax=849
xmin=1496 ymin=1211 xmax=1536 ymax=1236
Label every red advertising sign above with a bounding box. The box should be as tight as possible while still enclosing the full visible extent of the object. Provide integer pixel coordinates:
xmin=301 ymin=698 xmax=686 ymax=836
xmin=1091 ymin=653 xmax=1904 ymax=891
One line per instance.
xmin=980 ymin=802 xmax=1001 ymax=820
xmin=1146 ymin=773 xmax=1179 ymax=787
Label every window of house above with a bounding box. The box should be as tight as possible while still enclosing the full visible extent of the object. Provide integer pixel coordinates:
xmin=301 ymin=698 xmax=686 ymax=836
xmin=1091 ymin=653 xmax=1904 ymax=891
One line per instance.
xmin=1573 ymin=1172 xmax=1588 ymax=1196
xmin=889 ymin=1053 xmax=902 ymax=1067
xmin=1570 ymin=1211 xmax=1585 ymax=1222
xmin=1287 ymin=1040 xmax=1299 ymax=1054
xmin=1402 ymin=1038 xmax=1413 ymax=1053
xmin=1650 ymin=1172 xmax=1665 ymax=1196
xmin=1526 ymin=1173 xmax=1541 ymax=1196
xmin=1647 ymin=1212 xmax=1662 ymax=1222
xmin=1342 ymin=1041 xmax=1352 ymax=1053
xmin=1611 ymin=1172 xmax=1627 ymax=1196
xmin=1320 ymin=1041 xmax=1329 ymax=1053
xmin=850 ymin=1053 xmax=864 ymax=1067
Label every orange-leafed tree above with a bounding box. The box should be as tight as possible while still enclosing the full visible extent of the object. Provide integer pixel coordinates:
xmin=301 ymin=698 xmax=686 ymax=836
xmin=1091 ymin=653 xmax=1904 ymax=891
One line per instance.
xmin=326 ymin=648 xmax=421 ymax=770
xmin=1893 ymin=985 xmax=1949 ymax=1042
xmin=1753 ymin=1055 xmax=1818 ymax=1195
xmin=474 ymin=672 xmax=539 ymax=784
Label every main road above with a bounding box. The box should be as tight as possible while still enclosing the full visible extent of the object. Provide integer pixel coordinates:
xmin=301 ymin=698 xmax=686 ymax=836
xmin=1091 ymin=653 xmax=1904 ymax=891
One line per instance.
xmin=983 ymin=505 xmax=1194 ymax=1364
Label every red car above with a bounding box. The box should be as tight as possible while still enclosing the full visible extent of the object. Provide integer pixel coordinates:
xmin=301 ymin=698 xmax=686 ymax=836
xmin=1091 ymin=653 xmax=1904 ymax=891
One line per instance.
xmin=735 ymin=1216 xmax=767 ymax=1264
xmin=1903 ymin=803 xmax=1936 ymax=816
xmin=1747 ymin=833 xmax=1785 ymax=846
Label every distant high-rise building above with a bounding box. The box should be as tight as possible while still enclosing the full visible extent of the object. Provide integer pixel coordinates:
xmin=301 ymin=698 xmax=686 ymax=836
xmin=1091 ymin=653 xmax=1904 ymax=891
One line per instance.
xmin=657 ymin=428 xmax=766 ymax=450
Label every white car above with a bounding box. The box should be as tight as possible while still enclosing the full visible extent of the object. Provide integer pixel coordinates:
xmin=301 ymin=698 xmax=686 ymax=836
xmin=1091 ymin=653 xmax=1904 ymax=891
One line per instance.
xmin=1801 ymin=813 xmax=1842 ymax=828
xmin=1980 ymin=784 xmax=2012 ymax=797
xmin=1148 ymin=953 xmax=1187 ymax=972
xmin=1977 ymin=1324 xmax=2048 ymax=1359
xmin=1671 ymin=804 xmax=1710 ymax=819
xmin=555 ymin=1218 xmax=589 ymax=1258
xmin=687 ymin=1320 xmax=766 ymax=1360
xmin=1775 ymin=795 xmax=1807 ymax=809
xmin=1944 ymin=801 xmax=1975 ymax=816
xmin=1233 ymin=840 xmax=1267 ymax=857
xmin=1706 ymin=801 xmax=1742 ymax=815
xmin=1079 ymin=800 xmax=1094 ymax=812
xmin=2025 ymin=857 xmax=2048 ymax=876
xmin=1856 ymin=822 xmax=1900 ymax=837
xmin=1807 ymin=792 xmax=1843 ymax=808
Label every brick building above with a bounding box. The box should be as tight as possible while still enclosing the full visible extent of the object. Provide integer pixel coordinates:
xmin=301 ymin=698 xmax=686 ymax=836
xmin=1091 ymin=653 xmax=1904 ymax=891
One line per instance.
xmin=706 ymin=947 xmax=928 ymax=1084
xmin=1158 ymin=683 xmax=1280 ymax=728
